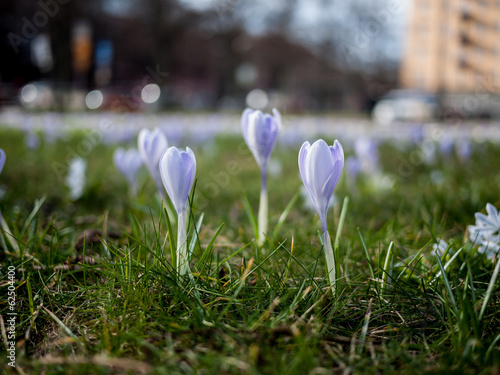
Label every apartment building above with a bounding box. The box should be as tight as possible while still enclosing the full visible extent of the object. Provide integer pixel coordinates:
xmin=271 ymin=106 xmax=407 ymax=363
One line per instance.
xmin=400 ymin=0 xmax=500 ymax=95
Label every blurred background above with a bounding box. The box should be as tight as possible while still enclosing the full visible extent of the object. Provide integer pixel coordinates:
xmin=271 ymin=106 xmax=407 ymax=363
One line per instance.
xmin=1 ymin=0 xmax=500 ymax=122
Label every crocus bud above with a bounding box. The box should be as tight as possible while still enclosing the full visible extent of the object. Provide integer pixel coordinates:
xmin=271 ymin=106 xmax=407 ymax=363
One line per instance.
xmin=138 ymin=128 xmax=168 ymax=196
xmin=241 ymin=108 xmax=281 ymax=170
xmin=159 ymin=146 xmax=196 ymax=215
xmin=113 ymin=148 xmax=143 ymax=194
xmin=0 ymin=149 xmax=5 ymax=175
xmin=299 ymin=139 xmax=344 ymax=233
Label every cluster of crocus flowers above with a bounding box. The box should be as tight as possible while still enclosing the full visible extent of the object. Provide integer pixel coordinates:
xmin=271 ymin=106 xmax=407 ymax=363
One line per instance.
xmin=299 ymin=139 xmax=344 ymax=293
xmin=241 ymin=108 xmax=281 ymax=246
xmin=160 ymin=147 xmax=196 ymax=275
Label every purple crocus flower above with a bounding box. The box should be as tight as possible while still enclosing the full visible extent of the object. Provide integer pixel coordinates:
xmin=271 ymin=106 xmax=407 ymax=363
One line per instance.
xmin=241 ymin=108 xmax=281 ymax=170
xmin=299 ymin=139 xmax=344 ymax=293
xmin=0 ymin=149 xmax=5 ymax=175
xmin=159 ymin=146 xmax=196 ymax=275
xmin=138 ymin=128 xmax=168 ymax=197
xmin=456 ymin=139 xmax=472 ymax=162
xmin=354 ymin=138 xmax=379 ymax=174
xmin=113 ymin=148 xmax=143 ymax=195
xmin=241 ymin=108 xmax=281 ymax=246
xmin=299 ymin=139 xmax=344 ymax=233
xmin=159 ymin=147 xmax=196 ymax=215
xmin=25 ymin=132 xmax=40 ymax=150
xmin=345 ymin=156 xmax=362 ymax=180
xmin=438 ymin=137 xmax=454 ymax=158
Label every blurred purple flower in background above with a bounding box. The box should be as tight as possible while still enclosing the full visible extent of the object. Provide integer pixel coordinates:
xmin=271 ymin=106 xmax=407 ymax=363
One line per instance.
xmin=438 ymin=137 xmax=454 ymax=158
xmin=113 ymin=148 xmax=143 ymax=195
xmin=25 ymin=132 xmax=40 ymax=150
xmin=345 ymin=156 xmax=362 ymax=180
xmin=241 ymin=108 xmax=281 ymax=246
xmin=0 ymin=149 xmax=5 ymax=175
xmin=408 ymin=124 xmax=424 ymax=144
xmin=138 ymin=128 xmax=168 ymax=197
xmin=160 ymin=146 xmax=197 ymax=275
xmin=456 ymin=138 xmax=472 ymax=162
xmin=354 ymin=138 xmax=379 ymax=174
xmin=241 ymin=108 xmax=281 ymax=171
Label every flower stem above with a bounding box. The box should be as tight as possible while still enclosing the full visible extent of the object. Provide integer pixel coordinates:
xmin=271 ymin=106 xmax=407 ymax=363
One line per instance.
xmin=177 ymin=210 xmax=189 ymax=275
xmin=257 ymin=170 xmax=268 ymax=246
xmin=323 ymin=229 xmax=336 ymax=296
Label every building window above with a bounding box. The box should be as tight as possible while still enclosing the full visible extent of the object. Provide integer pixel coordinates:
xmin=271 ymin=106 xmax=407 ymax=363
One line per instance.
xmin=476 ymin=21 xmax=487 ymax=32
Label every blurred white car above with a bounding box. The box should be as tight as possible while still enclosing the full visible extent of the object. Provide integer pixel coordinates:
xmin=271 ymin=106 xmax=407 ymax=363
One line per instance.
xmin=372 ymin=90 xmax=439 ymax=124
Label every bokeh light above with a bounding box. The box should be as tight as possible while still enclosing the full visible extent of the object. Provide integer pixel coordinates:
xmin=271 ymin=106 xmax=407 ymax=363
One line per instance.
xmin=85 ymin=90 xmax=104 ymax=110
xmin=20 ymin=84 xmax=38 ymax=107
xmin=246 ymin=89 xmax=268 ymax=110
xmin=141 ymin=84 xmax=161 ymax=104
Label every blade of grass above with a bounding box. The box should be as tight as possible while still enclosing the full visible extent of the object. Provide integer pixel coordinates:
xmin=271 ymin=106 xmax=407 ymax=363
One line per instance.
xmin=242 ymin=192 xmax=258 ymax=241
xmin=435 ymin=253 xmax=458 ymax=316
xmin=196 ymin=223 xmax=224 ymax=269
xmin=430 ymin=247 xmax=464 ymax=284
xmin=20 ymin=195 xmax=46 ymax=237
xmin=479 ymin=257 xmax=500 ymax=323
xmin=42 ymin=306 xmax=78 ymax=339
xmin=357 ymin=298 xmax=373 ymax=354
xmin=163 ymin=207 xmax=176 ymax=271
xmin=358 ymin=229 xmax=375 ymax=280
xmin=271 ymin=189 xmax=300 ymax=240
xmin=188 ymin=213 xmax=204 ymax=258
xmin=334 ymin=196 xmax=349 ymax=250
xmin=485 ymin=333 xmax=500 ymax=361
xmin=381 ymin=241 xmax=393 ymax=295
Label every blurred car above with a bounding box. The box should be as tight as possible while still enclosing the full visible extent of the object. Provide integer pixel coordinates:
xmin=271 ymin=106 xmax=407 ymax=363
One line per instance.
xmin=372 ymin=90 xmax=439 ymax=124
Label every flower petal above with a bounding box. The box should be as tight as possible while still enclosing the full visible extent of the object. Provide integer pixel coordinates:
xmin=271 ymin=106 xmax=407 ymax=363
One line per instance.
xmin=241 ymin=108 xmax=280 ymax=170
xmin=0 ymin=149 xmax=5 ymax=175
xmin=159 ymin=146 xmax=196 ymax=214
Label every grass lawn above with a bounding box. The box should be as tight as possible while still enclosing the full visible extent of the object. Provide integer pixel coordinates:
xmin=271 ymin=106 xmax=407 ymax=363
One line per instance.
xmin=0 ymin=125 xmax=499 ymax=374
